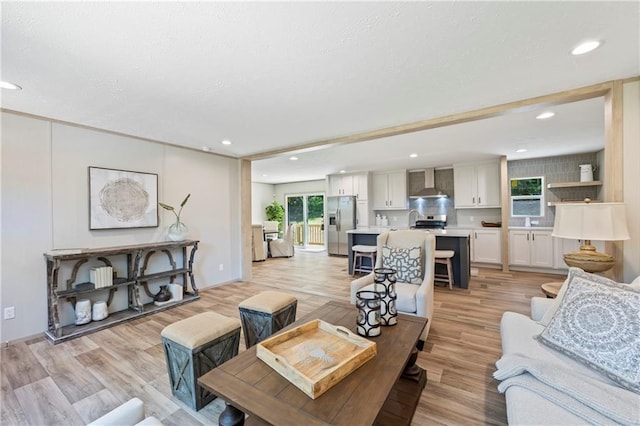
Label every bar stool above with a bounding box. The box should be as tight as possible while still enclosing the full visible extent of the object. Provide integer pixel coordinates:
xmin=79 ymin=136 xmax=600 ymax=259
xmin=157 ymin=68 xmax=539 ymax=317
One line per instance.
xmin=239 ymin=291 xmax=297 ymax=348
xmin=352 ymin=245 xmax=377 ymax=275
xmin=434 ymin=250 xmax=455 ymax=290
xmin=161 ymin=312 xmax=241 ymax=410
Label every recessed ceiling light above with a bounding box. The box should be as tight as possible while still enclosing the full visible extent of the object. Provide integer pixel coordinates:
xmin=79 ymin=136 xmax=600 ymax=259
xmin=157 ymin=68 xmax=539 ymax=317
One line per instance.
xmin=262 ymin=174 xmax=268 ymax=177
xmin=0 ymin=81 xmax=22 ymax=90
xmin=289 ymin=156 xmax=298 ymax=161
xmin=202 ymin=146 xmax=212 ymax=152
xmin=221 ymin=140 xmax=231 ymax=145
xmin=571 ymin=40 xmax=601 ymax=55
xmin=516 ymin=148 xmax=528 ymax=153
xmin=409 ymin=153 xmax=418 ymax=158
xmin=339 ymin=170 xmax=346 ymax=174
xmin=536 ymin=111 xmax=555 ymax=120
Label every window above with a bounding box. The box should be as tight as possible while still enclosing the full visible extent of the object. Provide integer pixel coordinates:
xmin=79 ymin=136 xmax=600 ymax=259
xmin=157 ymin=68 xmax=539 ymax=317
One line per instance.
xmin=510 ymin=177 xmax=544 ymax=217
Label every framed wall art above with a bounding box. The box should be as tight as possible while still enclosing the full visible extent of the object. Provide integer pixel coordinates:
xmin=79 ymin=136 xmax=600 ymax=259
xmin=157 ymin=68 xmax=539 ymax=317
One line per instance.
xmin=89 ymin=166 xmax=158 ymax=230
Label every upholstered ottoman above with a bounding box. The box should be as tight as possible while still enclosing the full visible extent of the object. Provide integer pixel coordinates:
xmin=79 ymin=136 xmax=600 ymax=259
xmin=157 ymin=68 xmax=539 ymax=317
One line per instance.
xmin=161 ymin=312 xmax=241 ymax=410
xmin=238 ymin=291 xmax=297 ymax=348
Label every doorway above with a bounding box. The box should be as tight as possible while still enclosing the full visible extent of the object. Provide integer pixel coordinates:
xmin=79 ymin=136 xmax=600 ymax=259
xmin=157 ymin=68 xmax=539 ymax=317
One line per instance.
xmin=285 ymin=194 xmax=325 ymax=249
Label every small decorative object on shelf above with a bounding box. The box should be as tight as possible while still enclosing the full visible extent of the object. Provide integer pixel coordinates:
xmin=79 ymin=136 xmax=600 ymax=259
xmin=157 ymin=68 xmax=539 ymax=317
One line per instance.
xmin=154 ymin=285 xmax=172 ymax=303
xmin=374 ymin=267 xmax=397 ymax=326
xmin=356 ymin=290 xmax=381 ymax=337
xmin=92 ymin=301 xmax=109 ymax=321
xmin=159 ymin=194 xmax=191 ymax=241
xmin=75 ymin=299 xmax=92 ymax=325
xmin=167 ymin=221 xmax=188 ymax=241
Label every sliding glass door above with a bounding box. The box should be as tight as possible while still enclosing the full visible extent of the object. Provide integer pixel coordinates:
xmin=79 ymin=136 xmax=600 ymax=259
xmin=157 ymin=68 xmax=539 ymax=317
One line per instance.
xmin=285 ymin=194 xmax=324 ymax=248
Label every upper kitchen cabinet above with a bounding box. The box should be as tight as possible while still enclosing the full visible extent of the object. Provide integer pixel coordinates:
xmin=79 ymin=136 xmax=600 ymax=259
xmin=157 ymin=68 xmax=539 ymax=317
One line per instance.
xmin=327 ymin=174 xmax=354 ymax=196
xmin=327 ymin=172 xmax=370 ymax=199
xmin=373 ymin=170 xmax=407 ymax=210
xmin=352 ymin=173 xmax=370 ymax=200
xmin=453 ymin=161 xmax=501 ymax=208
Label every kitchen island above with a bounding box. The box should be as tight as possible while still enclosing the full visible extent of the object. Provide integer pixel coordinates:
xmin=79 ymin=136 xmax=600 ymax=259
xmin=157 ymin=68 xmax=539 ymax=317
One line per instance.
xmin=346 ymin=228 xmax=471 ymax=289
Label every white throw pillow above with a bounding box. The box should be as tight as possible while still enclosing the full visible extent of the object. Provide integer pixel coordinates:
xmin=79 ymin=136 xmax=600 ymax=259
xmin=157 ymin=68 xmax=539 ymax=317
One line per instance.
xmin=538 ymin=269 xmax=640 ymax=393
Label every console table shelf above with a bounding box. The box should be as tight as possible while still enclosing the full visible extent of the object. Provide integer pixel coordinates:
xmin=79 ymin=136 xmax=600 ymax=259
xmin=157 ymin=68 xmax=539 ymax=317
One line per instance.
xmin=44 ymin=240 xmax=200 ymax=344
xmin=56 ymin=278 xmax=134 ymax=298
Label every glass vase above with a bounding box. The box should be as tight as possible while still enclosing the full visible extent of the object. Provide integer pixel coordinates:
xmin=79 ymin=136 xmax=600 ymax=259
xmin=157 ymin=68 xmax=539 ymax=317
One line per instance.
xmin=168 ymin=220 xmax=188 ymax=241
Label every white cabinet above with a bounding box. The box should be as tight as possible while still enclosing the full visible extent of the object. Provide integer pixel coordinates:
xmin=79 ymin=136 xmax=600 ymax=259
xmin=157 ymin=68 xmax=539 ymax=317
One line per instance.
xmin=471 ymin=229 xmax=502 ymax=264
xmin=328 ymin=174 xmax=354 ymax=196
xmin=353 ymin=173 xmax=369 ymax=200
xmin=373 ymin=170 xmax=407 ymax=210
xmin=356 ymin=200 xmax=370 ymax=228
xmin=509 ymin=230 xmax=554 ymax=268
xmin=553 ymin=238 xmax=605 ymax=269
xmin=457 ymin=228 xmax=502 ymax=264
xmin=453 ymin=161 xmax=501 ymax=208
xmin=328 ymin=173 xmax=369 ymax=199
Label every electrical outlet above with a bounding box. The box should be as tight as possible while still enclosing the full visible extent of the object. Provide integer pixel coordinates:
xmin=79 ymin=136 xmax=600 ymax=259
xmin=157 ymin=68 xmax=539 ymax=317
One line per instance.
xmin=4 ymin=307 xmax=15 ymax=320
xmin=219 ymin=264 xmax=224 ymax=271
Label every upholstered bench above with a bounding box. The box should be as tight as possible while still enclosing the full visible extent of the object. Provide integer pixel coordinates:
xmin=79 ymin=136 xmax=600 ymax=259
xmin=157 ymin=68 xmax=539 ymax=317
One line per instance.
xmin=161 ymin=312 xmax=241 ymax=410
xmin=238 ymin=291 xmax=297 ymax=348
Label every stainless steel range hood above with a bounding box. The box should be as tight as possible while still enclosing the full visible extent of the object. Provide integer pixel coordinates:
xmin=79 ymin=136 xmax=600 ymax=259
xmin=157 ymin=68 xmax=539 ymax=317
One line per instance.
xmin=409 ymin=168 xmax=448 ymax=198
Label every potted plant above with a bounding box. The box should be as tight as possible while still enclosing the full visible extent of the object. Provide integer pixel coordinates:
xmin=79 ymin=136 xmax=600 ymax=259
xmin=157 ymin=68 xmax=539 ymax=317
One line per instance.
xmin=159 ymin=194 xmax=191 ymax=241
xmin=265 ymin=201 xmax=284 ymax=231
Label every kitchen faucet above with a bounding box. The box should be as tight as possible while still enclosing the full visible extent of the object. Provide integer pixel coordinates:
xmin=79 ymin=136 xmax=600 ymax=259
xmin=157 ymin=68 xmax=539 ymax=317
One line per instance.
xmin=408 ymin=209 xmax=419 ymax=228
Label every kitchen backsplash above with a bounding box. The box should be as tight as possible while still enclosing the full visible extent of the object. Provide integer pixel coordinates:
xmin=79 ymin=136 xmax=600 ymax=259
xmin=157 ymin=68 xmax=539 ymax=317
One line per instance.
xmin=408 ymin=168 xmax=457 ymax=225
xmin=507 ymin=151 xmax=602 ymax=227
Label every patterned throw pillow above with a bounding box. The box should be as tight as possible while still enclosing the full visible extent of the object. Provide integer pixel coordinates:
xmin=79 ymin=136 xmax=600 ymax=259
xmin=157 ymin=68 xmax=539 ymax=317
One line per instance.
xmin=539 ymin=268 xmax=618 ymax=326
xmin=538 ymin=268 xmax=640 ymax=392
xmin=382 ymin=245 xmax=422 ymax=284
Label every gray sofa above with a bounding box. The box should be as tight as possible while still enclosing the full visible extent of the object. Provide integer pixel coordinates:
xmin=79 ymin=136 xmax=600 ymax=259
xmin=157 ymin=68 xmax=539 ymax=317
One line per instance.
xmin=497 ymin=269 xmax=640 ymax=425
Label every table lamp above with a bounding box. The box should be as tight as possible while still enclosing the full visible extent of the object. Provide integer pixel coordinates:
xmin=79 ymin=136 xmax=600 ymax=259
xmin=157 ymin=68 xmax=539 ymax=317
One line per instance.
xmin=552 ymin=199 xmax=630 ymax=273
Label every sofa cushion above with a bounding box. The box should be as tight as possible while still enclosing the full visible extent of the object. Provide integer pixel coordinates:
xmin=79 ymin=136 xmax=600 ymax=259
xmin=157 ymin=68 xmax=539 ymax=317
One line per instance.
xmin=537 ymin=271 xmax=640 ymax=393
xmin=382 ymin=245 xmax=422 ymax=284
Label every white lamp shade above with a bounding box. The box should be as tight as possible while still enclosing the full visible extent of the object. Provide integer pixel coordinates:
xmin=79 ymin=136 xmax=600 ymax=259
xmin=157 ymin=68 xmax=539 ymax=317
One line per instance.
xmin=552 ymin=202 xmax=630 ymax=241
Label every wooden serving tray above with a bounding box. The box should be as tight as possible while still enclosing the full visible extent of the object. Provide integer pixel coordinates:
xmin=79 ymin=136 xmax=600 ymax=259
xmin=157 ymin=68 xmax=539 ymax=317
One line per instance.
xmin=256 ymin=319 xmax=377 ymax=399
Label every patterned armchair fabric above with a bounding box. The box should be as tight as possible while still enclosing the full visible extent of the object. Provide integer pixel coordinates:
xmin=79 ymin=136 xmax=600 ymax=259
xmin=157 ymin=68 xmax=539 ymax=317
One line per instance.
xmin=350 ymin=230 xmax=436 ymax=342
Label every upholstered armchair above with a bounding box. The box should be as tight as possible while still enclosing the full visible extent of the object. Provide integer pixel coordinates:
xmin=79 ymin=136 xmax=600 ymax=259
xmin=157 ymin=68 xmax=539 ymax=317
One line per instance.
xmin=269 ymin=223 xmax=295 ymax=258
xmin=350 ymin=230 xmax=435 ymax=345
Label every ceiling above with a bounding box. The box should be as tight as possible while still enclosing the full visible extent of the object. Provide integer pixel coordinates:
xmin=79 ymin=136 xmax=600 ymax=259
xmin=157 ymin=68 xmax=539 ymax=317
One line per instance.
xmin=2 ymin=2 xmax=638 ymax=184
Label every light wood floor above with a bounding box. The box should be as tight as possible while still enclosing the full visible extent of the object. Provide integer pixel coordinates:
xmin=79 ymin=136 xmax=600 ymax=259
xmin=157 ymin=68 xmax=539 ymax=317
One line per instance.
xmin=1 ymin=250 xmax=560 ymax=425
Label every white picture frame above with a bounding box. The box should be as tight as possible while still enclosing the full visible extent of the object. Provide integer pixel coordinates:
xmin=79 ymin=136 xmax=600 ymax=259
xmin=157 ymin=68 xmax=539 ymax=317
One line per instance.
xmin=89 ymin=166 xmax=158 ymax=230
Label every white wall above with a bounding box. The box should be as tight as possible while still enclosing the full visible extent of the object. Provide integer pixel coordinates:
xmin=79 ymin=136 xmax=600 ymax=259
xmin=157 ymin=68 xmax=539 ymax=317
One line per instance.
xmin=1 ymin=112 xmax=242 ymax=343
xmin=252 ymin=182 xmax=275 ymax=224
xmin=623 ymin=80 xmax=640 ymax=282
xmin=1 ymin=114 xmax=52 ymax=343
xmin=274 ymin=180 xmax=326 ymax=205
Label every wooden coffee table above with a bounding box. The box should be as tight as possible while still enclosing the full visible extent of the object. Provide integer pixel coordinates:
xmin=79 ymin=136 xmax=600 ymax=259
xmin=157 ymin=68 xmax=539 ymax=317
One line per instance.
xmin=198 ymin=300 xmax=427 ymax=425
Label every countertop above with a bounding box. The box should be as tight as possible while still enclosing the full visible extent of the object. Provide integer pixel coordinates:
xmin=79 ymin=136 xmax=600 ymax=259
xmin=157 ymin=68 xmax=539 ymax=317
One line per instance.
xmin=348 ymin=227 xmax=470 ymax=237
xmin=507 ymin=226 xmax=553 ymax=231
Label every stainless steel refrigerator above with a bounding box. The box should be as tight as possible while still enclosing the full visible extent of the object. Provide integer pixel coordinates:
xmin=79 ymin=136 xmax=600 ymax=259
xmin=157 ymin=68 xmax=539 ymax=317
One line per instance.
xmin=327 ymin=196 xmax=357 ymax=256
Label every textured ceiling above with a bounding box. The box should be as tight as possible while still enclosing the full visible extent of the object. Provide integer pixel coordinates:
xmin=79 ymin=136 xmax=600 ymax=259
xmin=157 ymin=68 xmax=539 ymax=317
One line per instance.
xmin=1 ymin=2 xmax=638 ymax=183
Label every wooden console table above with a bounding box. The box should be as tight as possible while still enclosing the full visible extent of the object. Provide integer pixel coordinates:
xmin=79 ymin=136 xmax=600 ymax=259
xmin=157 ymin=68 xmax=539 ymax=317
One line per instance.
xmin=199 ymin=300 xmax=427 ymax=425
xmin=44 ymin=240 xmax=200 ymax=344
